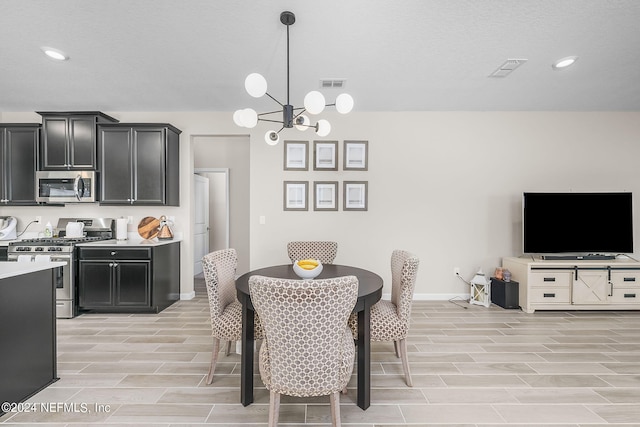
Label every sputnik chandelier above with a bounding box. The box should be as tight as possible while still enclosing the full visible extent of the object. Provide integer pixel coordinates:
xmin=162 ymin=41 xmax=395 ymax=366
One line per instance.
xmin=233 ymin=11 xmax=354 ymax=145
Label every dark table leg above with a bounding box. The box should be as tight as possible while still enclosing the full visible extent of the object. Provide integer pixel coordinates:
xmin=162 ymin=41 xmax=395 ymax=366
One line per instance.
xmin=356 ymin=305 xmax=371 ymax=410
xmin=240 ymin=294 xmax=254 ymax=406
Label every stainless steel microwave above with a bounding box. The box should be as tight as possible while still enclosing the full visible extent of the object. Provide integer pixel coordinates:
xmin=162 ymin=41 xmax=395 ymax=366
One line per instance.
xmin=36 ymin=171 xmax=97 ymax=203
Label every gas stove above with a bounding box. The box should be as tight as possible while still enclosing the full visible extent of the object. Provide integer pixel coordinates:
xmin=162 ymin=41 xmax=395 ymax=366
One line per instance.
xmin=7 ymin=218 xmax=115 ymax=319
xmin=11 ymin=236 xmax=109 ymax=252
xmin=8 ymin=218 xmax=115 ymax=253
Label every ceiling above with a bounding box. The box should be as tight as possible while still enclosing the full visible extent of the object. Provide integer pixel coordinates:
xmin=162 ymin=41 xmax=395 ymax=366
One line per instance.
xmin=2 ymin=0 xmax=640 ymax=113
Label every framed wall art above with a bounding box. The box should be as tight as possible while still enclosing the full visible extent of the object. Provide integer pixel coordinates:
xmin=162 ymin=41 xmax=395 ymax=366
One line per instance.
xmin=313 ymin=181 xmax=338 ymax=211
xmin=283 ymin=140 xmax=308 ymax=171
xmin=313 ymin=140 xmax=338 ymax=171
xmin=283 ymin=181 xmax=308 ymax=211
xmin=343 ymin=140 xmax=368 ymax=170
xmin=343 ymin=181 xmax=368 ymax=211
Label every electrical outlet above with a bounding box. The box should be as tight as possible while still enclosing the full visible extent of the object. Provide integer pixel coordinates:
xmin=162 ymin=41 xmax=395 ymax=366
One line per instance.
xmin=35 ymin=216 xmax=42 ymax=224
xmin=454 ymin=267 xmax=460 ymax=276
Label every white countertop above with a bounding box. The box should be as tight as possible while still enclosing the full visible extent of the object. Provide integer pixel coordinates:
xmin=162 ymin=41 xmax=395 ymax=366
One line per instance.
xmin=77 ymin=237 xmax=181 ymax=247
xmin=0 ymin=261 xmax=67 ymax=280
xmin=1 ymin=236 xmax=181 ymax=248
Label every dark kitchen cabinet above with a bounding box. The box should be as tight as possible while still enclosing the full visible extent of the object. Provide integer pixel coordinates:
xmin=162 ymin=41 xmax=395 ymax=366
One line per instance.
xmin=77 ymin=242 xmax=180 ymax=313
xmin=0 ymin=124 xmax=40 ymax=205
xmin=37 ymin=111 xmax=118 ymax=170
xmin=98 ymin=123 xmax=181 ymax=206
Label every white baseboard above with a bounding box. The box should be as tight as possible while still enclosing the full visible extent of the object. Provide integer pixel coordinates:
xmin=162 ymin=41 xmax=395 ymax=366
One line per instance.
xmin=383 ymin=293 xmax=471 ymax=301
xmin=180 ymin=291 xmax=196 ymax=300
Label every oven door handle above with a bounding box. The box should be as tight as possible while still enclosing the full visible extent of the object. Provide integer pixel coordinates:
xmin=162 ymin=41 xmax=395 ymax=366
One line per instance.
xmin=73 ymin=175 xmax=85 ymax=201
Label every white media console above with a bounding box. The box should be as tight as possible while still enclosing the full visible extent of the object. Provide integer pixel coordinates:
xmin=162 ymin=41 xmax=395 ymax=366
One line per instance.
xmin=502 ymin=257 xmax=640 ymax=313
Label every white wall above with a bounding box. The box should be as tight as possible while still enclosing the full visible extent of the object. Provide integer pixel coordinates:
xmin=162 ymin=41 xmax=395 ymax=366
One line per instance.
xmin=2 ymin=111 xmax=640 ymax=300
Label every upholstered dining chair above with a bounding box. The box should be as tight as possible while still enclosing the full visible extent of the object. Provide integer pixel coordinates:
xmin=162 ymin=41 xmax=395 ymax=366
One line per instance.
xmin=202 ymin=248 xmax=262 ymax=384
xmin=287 ymin=241 xmax=338 ymax=264
xmin=249 ymin=275 xmax=358 ymax=427
xmin=348 ymin=249 xmax=420 ymax=386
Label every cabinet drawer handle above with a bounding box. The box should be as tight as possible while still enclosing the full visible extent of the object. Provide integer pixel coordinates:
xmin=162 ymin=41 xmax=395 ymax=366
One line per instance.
xmin=543 ymin=293 xmax=556 ymax=298
xmin=543 ymin=277 xmax=556 ymax=282
xmin=624 ymin=293 xmax=636 ymax=298
xmin=623 ymin=277 xmax=636 ymax=282
xmin=111 ymin=251 xmax=117 ymax=256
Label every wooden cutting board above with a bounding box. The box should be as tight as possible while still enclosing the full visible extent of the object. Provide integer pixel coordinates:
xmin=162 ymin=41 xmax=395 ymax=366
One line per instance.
xmin=137 ymin=216 xmax=160 ymax=239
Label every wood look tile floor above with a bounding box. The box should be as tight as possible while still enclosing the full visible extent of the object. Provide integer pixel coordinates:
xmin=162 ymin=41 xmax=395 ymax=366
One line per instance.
xmin=3 ymin=278 xmax=640 ymax=426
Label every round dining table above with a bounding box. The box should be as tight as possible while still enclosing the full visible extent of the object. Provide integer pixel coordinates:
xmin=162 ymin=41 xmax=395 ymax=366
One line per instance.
xmin=235 ymin=264 xmax=383 ymax=410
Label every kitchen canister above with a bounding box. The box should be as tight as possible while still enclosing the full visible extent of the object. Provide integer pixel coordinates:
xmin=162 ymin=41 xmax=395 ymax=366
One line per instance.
xmin=116 ymin=217 xmax=128 ymax=240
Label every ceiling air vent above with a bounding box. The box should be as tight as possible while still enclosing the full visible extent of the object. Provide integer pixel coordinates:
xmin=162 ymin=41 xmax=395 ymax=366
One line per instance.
xmin=489 ymin=59 xmax=528 ymax=78
xmin=320 ymin=79 xmax=345 ymax=88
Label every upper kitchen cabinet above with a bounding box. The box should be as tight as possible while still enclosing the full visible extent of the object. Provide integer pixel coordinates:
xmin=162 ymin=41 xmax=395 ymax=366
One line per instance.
xmin=37 ymin=111 xmax=118 ymax=170
xmin=0 ymin=124 xmax=40 ymax=205
xmin=98 ymin=123 xmax=180 ymax=206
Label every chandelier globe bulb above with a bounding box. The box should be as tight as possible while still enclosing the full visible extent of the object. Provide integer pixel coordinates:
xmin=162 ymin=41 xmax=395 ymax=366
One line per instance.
xmin=315 ymin=119 xmax=331 ymax=137
xmin=265 ymin=130 xmax=280 ymax=145
xmin=245 ymin=73 xmax=267 ymax=98
xmin=241 ymin=108 xmax=258 ymax=128
xmin=304 ymin=91 xmax=326 ymax=115
xmin=294 ymin=114 xmax=310 ymax=131
xmin=233 ymin=110 xmax=245 ymax=127
xmin=335 ymin=93 xmax=354 ymax=114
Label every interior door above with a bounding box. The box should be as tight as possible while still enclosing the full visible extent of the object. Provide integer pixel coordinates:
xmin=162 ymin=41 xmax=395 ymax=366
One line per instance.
xmin=193 ymin=173 xmax=210 ymax=275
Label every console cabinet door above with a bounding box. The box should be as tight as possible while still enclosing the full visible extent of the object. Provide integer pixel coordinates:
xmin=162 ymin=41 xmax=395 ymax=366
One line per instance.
xmin=572 ymin=270 xmax=609 ymax=304
xmin=0 ymin=125 xmax=39 ymax=204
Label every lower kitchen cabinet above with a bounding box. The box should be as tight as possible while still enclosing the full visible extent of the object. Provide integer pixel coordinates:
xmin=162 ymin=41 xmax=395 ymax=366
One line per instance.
xmin=77 ymin=242 xmax=179 ymax=313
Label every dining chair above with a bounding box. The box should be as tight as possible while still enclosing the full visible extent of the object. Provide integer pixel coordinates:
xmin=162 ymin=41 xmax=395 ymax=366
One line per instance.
xmin=249 ymin=274 xmax=358 ymax=427
xmin=202 ymin=248 xmax=262 ymax=384
xmin=348 ymin=249 xmax=420 ymax=386
xmin=287 ymin=241 xmax=338 ymax=264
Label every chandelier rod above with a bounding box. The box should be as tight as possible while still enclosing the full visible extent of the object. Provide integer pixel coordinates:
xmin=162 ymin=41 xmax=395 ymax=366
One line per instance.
xmin=286 ymin=14 xmax=291 ymax=107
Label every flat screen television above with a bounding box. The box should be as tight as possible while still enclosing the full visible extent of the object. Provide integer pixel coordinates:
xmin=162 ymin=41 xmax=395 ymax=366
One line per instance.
xmin=522 ymin=192 xmax=633 ymax=257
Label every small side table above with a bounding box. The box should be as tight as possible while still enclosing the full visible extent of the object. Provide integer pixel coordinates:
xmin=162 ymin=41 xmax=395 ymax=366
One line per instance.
xmin=490 ymin=277 xmax=520 ymax=309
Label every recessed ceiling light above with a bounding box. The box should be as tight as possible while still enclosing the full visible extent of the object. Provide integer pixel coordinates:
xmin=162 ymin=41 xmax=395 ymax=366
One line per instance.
xmin=41 ymin=46 xmax=68 ymax=61
xmin=552 ymin=56 xmax=577 ymax=70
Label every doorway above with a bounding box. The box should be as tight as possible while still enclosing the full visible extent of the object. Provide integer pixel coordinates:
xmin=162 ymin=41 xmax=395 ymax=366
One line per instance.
xmin=192 ymin=135 xmax=250 ymax=274
xmin=193 ymin=169 xmax=230 ymax=276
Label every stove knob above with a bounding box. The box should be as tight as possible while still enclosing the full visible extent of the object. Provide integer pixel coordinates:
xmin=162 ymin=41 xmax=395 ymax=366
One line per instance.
xmin=35 ymin=247 xmax=44 ymax=252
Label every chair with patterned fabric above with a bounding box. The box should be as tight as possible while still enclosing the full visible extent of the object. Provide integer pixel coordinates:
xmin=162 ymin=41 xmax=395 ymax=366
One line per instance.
xmin=249 ymin=275 xmax=358 ymax=427
xmin=348 ymin=249 xmax=420 ymax=386
xmin=202 ymin=248 xmax=262 ymax=384
xmin=287 ymin=241 xmax=338 ymax=264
